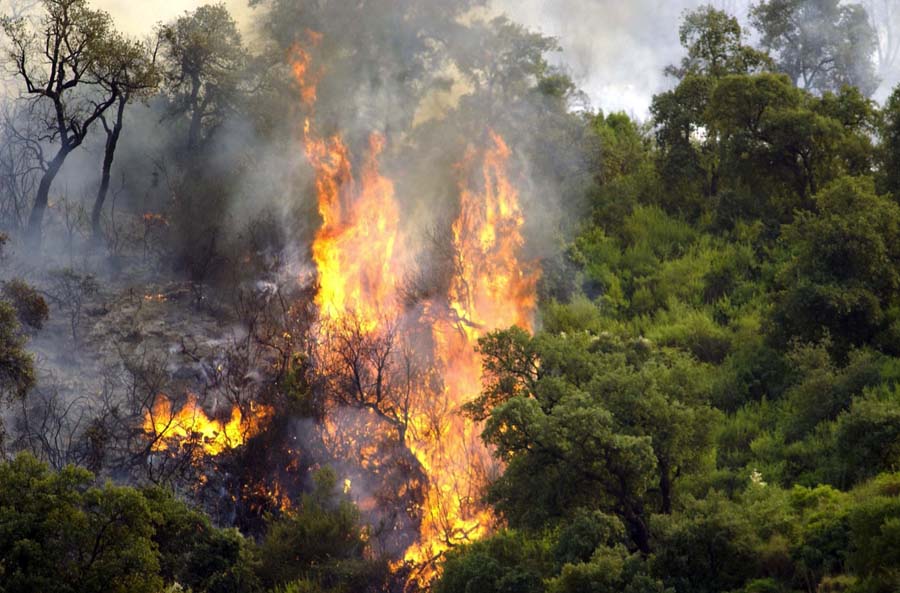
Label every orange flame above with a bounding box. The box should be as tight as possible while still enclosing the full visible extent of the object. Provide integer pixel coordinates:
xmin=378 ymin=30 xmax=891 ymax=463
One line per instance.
xmin=309 ymin=132 xmax=404 ymax=326
xmin=144 ymin=394 xmax=272 ymax=457
xmin=402 ymin=132 xmax=540 ymax=582
xmin=294 ymin=39 xmax=405 ymax=328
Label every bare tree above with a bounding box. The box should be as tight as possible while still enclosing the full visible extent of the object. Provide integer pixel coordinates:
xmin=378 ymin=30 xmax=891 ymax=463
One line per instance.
xmin=713 ymin=0 xmax=753 ymax=20
xmin=315 ymin=314 xmax=419 ymax=446
xmin=90 ymin=34 xmax=159 ymax=244
xmin=59 ymin=192 xmax=87 ymax=258
xmin=0 ymin=0 xmax=123 ymax=246
xmin=13 ymin=384 xmax=93 ymax=470
xmin=0 ymin=0 xmax=39 ymax=21
xmin=44 ymin=267 xmax=98 ymax=347
xmin=0 ymin=108 xmax=42 ymax=230
xmin=863 ymin=0 xmax=900 ymax=85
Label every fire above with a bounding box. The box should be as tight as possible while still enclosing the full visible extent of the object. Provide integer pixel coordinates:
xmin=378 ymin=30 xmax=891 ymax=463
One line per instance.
xmin=402 ymin=132 xmax=540 ymax=582
xmin=309 ymin=131 xmax=404 ymax=326
xmin=449 ymin=132 xmax=538 ymax=335
xmin=142 ymin=212 xmax=168 ymax=226
xmin=144 ymin=394 xmax=272 ymax=457
xmin=292 ymin=41 xmax=539 ymax=587
xmin=295 ymin=37 xmax=405 ymax=328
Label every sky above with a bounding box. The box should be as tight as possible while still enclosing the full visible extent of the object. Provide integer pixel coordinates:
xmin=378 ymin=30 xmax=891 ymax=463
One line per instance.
xmin=93 ymin=0 xmax=252 ymax=36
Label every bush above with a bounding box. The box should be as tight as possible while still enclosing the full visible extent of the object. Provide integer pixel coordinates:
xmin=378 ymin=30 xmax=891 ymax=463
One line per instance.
xmin=436 ymin=530 xmax=553 ymax=593
xmin=0 ymin=301 xmax=34 ymax=402
xmin=257 ymin=468 xmax=387 ymax=592
xmin=2 ymin=278 xmax=49 ymax=330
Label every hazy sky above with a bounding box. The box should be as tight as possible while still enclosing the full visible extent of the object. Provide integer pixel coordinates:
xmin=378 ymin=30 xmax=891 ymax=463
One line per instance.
xmin=92 ymin=0 xmax=750 ymax=117
xmin=93 ymin=0 xmax=251 ymax=36
xmin=494 ymin=0 xmax=756 ymax=117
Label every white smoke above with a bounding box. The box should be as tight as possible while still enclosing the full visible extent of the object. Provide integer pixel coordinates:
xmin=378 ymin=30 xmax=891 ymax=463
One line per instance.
xmin=490 ymin=0 xmax=754 ymax=117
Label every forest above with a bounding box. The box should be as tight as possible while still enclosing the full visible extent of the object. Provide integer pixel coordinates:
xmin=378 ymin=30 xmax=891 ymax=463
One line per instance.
xmin=1 ymin=0 xmax=900 ymax=592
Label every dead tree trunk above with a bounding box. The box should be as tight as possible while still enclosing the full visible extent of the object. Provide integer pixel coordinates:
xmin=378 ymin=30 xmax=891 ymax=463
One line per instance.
xmin=92 ymin=94 xmax=127 ymax=243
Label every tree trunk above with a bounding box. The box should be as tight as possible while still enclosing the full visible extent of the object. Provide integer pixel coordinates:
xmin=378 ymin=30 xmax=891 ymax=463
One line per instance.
xmin=187 ymin=74 xmax=203 ymax=150
xmin=625 ymin=507 xmax=652 ymax=554
xmin=660 ymin=461 xmax=673 ymax=514
xmin=188 ymin=108 xmax=203 ymax=150
xmin=92 ymin=97 xmax=126 ymax=243
xmin=27 ymin=147 xmax=70 ymax=248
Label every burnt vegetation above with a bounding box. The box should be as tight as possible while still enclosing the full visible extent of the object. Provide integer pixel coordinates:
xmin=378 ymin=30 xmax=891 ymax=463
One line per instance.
xmin=1 ymin=1 xmax=900 ymax=593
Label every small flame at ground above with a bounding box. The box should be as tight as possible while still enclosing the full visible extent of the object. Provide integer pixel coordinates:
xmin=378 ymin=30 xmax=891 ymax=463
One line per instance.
xmin=144 ymin=394 xmax=272 ymax=457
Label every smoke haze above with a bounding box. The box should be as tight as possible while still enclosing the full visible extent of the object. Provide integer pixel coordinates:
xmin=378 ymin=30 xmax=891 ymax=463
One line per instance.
xmin=20 ymin=0 xmax=897 ymax=114
xmin=491 ymin=0 xmax=755 ymax=116
xmin=82 ymin=0 xmax=756 ymax=117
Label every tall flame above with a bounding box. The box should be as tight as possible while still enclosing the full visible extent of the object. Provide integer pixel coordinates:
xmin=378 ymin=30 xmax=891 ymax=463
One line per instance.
xmin=296 ymin=40 xmax=405 ymax=328
xmin=309 ymin=131 xmax=403 ymax=326
xmin=292 ymin=40 xmax=539 ymax=587
xmin=402 ymin=132 xmax=540 ymax=583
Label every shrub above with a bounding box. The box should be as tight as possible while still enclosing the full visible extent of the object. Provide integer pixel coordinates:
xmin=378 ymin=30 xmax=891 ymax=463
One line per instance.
xmin=2 ymin=278 xmax=49 ymax=330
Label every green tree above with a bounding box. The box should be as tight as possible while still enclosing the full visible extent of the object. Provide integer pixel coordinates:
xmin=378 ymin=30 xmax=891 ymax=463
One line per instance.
xmin=158 ymin=3 xmax=247 ymax=150
xmin=651 ymin=7 xmax=772 ymax=219
xmin=596 ymin=350 xmax=719 ymax=514
xmin=0 ymin=238 xmax=35 ymax=450
xmin=706 ymin=73 xmax=825 ymax=206
xmin=548 ymin=545 xmax=668 ymax=593
xmin=768 ymin=176 xmax=900 ymax=356
xmin=483 ymin=390 xmax=658 ymax=551
xmin=650 ymin=73 xmax=717 ymax=217
xmin=476 ymin=326 xmax=722 ymax=552
xmin=90 ymin=33 xmax=159 ymax=243
xmin=833 ymin=385 xmax=900 ymax=485
xmin=650 ymin=493 xmax=761 ymax=593
xmin=846 ymin=474 xmax=900 ymax=591
xmin=704 ymin=73 xmax=876 ymax=228
xmin=257 ymin=468 xmax=387 ymax=591
xmin=666 ymin=6 xmax=771 ymax=80
xmin=143 ymin=486 xmax=261 ymax=593
xmin=880 ymin=85 xmax=900 ymax=196
xmin=751 ymin=0 xmax=879 ymax=96
xmin=435 ymin=530 xmax=553 ymax=593
xmin=0 ymin=299 xmax=34 ymax=411
xmin=0 ymin=454 xmax=162 ymax=593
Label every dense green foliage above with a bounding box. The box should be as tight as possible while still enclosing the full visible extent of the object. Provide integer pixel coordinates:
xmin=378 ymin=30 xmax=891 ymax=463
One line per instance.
xmin=438 ymin=6 xmax=900 ymax=593
xmin=0 ymin=455 xmax=385 ymax=593
xmin=0 ymin=237 xmax=35 ymax=431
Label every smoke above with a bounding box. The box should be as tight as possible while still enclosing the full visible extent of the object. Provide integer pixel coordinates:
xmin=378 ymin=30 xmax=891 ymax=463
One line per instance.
xmin=10 ymin=0 xmax=899 ymax=576
xmin=8 ymin=0 xmax=897 ymax=121
xmin=490 ymin=0 xmax=754 ymax=117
